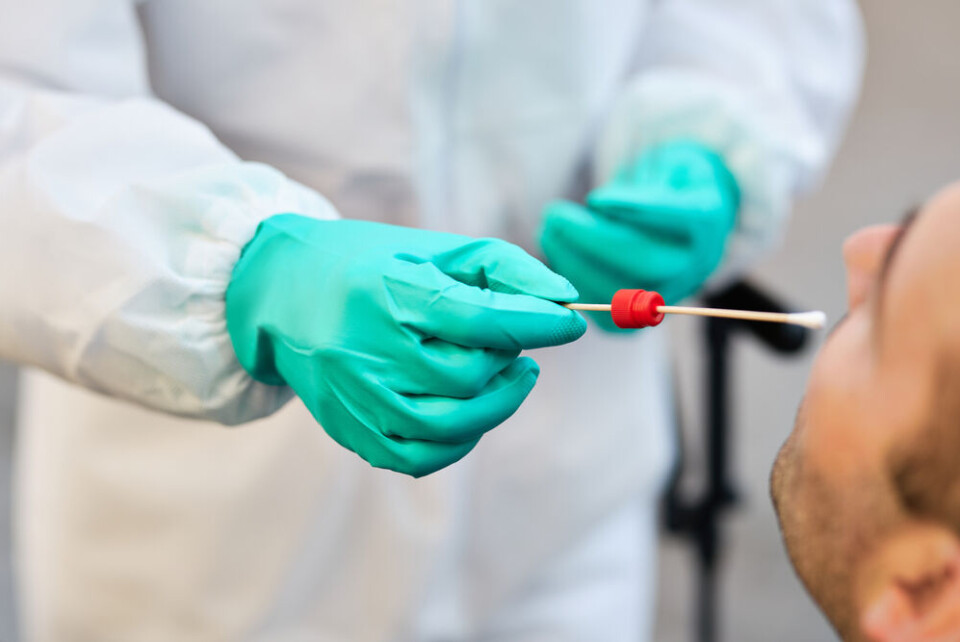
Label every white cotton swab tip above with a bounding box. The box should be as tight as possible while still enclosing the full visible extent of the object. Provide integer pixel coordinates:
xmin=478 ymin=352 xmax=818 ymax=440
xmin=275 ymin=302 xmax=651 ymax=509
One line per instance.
xmin=782 ymin=311 xmax=828 ymax=330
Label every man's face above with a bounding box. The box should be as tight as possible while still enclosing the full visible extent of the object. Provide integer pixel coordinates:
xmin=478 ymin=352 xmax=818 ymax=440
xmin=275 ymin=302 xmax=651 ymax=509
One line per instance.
xmin=771 ymin=182 xmax=960 ymax=639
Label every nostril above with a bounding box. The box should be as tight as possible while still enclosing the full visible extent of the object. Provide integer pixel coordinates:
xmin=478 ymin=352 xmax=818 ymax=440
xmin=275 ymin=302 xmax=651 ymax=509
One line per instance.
xmin=846 ymin=270 xmax=873 ymax=311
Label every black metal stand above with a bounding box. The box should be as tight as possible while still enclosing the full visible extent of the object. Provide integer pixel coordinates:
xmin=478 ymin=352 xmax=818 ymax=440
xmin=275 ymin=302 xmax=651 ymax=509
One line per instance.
xmin=663 ymin=282 xmax=811 ymax=642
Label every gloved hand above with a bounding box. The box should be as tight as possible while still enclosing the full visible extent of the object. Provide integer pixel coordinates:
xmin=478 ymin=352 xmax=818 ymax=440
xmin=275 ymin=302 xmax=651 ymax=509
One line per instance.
xmin=540 ymin=140 xmax=740 ymax=330
xmin=226 ymin=215 xmax=586 ymax=477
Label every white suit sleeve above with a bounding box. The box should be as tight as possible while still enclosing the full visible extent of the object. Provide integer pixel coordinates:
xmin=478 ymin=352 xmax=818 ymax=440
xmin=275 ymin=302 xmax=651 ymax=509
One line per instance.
xmin=0 ymin=2 xmax=338 ymax=424
xmin=596 ymin=0 xmax=866 ymax=281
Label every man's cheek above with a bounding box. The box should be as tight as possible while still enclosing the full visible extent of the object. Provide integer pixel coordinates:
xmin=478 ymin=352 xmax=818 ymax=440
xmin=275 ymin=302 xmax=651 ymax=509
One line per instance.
xmin=802 ymin=358 xmax=868 ymax=478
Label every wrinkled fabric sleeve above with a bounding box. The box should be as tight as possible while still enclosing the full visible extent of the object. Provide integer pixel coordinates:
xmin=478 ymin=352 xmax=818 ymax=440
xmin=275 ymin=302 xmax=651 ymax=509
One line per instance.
xmin=0 ymin=1 xmax=338 ymax=424
xmin=596 ymin=0 xmax=865 ymax=283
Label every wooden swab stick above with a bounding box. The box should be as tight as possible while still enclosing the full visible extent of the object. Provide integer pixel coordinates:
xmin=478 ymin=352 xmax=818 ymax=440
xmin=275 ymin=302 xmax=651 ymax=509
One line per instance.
xmin=563 ymin=302 xmax=827 ymax=329
xmin=655 ymin=306 xmax=825 ymax=329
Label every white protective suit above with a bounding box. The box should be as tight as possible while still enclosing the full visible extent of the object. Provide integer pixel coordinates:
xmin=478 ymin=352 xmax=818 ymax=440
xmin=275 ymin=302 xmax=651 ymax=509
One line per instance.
xmin=0 ymin=1 xmax=863 ymax=640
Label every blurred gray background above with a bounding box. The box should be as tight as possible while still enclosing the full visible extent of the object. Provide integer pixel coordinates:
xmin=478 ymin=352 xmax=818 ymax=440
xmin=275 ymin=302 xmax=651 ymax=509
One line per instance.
xmin=1 ymin=0 xmax=959 ymax=640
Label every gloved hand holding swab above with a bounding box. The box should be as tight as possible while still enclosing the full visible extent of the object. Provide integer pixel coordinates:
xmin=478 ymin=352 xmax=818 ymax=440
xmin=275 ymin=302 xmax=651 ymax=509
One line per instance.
xmin=565 ymin=289 xmax=827 ymax=330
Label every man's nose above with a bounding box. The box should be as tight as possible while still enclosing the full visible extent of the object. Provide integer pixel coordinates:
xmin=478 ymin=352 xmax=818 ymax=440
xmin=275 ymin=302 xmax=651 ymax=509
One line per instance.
xmin=841 ymin=225 xmax=902 ymax=310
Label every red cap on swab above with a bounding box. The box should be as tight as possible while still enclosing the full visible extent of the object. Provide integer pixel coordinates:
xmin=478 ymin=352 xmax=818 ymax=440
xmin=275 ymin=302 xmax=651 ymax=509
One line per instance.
xmin=611 ymin=289 xmax=666 ymax=329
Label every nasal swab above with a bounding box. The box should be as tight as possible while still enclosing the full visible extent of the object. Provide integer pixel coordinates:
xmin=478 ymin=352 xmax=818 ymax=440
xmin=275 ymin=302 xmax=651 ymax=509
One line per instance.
xmin=652 ymin=306 xmax=827 ymax=329
xmin=564 ymin=289 xmax=826 ymax=330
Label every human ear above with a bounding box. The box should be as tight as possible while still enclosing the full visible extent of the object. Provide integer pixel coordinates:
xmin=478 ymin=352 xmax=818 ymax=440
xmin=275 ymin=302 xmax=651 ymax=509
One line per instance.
xmin=860 ymin=525 xmax=960 ymax=642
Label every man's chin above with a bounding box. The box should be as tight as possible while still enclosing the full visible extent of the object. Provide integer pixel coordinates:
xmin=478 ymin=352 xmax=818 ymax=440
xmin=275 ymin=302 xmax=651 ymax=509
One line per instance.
xmin=769 ymin=415 xmax=861 ymax=639
xmin=769 ymin=420 xmax=799 ymax=535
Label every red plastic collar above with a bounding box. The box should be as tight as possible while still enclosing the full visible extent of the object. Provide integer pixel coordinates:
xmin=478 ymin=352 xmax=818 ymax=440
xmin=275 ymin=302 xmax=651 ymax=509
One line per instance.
xmin=611 ymin=289 xmax=666 ymax=329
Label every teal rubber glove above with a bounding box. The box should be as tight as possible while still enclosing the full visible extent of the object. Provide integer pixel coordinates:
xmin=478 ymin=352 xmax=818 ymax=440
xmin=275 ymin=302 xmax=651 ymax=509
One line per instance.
xmin=540 ymin=141 xmax=740 ymax=331
xmin=226 ymin=215 xmax=586 ymax=477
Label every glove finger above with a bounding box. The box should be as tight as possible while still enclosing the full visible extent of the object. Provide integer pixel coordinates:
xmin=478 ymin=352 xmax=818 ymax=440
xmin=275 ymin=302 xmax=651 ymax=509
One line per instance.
xmin=295 ymin=355 xmax=482 ymax=478
xmin=430 ymin=237 xmax=580 ymax=302
xmin=299 ymin=354 xmax=537 ymax=476
xmin=541 ymin=201 xmax=694 ymax=285
xmin=384 ymin=338 xmax=519 ymax=399
xmin=588 ymin=185 xmax=707 ymax=237
xmin=374 ymin=438 xmax=481 ymax=478
xmin=344 ymin=424 xmax=481 ymax=478
xmin=575 ymin=199 xmax=732 ymax=298
xmin=591 ymin=202 xmax=733 ymax=253
xmin=379 ymin=356 xmax=540 ymax=445
xmin=588 ymin=141 xmax=738 ymax=232
xmin=559 ymin=239 xmax=705 ymax=307
xmin=387 ymin=261 xmax=587 ymax=350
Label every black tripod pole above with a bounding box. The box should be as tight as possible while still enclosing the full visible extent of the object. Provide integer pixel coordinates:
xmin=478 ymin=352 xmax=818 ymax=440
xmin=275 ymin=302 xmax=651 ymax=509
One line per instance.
xmin=697 ymin=316 xmax=734 ymax=642
xmin=663 ymin=282 xmax=811 ymax=642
